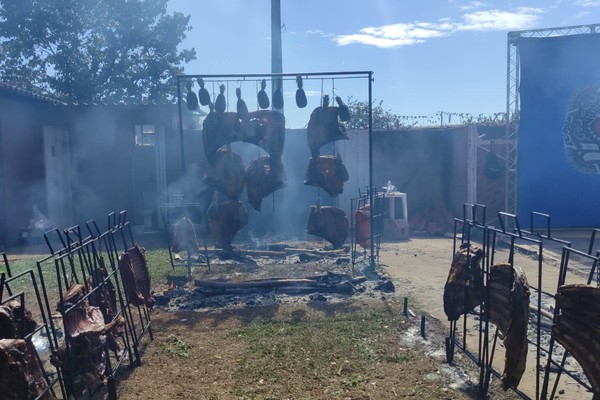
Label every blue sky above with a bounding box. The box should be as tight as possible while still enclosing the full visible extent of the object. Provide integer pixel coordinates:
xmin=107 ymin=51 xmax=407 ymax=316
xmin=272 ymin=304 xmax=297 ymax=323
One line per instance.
xmin=168 ymin=0 xmax=600 ymax=128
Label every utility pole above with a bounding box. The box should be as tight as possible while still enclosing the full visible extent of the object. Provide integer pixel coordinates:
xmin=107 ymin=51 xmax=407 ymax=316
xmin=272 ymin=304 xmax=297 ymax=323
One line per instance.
xmin=271 ymin=0 xmax=283 ymax=114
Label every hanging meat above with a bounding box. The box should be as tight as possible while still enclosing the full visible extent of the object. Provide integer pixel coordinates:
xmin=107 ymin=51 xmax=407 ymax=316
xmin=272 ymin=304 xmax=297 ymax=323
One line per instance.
xmin=273 ymin=78 xmax=284 ymax=109
xmin=215 ymin=84 xmax=226 ymax=113
xmin=0 ymin=300 xmax=38 ymax=339
xmin=204 ymin=149 xmax=246 ymax=200
xmin=335 ymin=96 xmax=351 ymax=121
xmin=246 ymin=156 xmax=286 ymax=211
xmin=552 ymin=284 xmax=600 ymax=397
xmin=257 ymin=79 xmax=270 ymax=109
xmin=197 ymin=77 xmax=211 ymax=106
xmin=443 ymin=244 xmax=484 ymax=321
xmin=55 ymin=284 xmax=125 ymax=397
xmin=304 ymin=154 xmax=349 ymax=197
xmin=186 ymin=81 xmax=198 ymax=111
xmin=207 ymin=195 xmax=248 ymax=252
xmin=202 ymin=111 xmax=243 ymax=163
xmin=295 ymin=75 xmax=307 ymax=108
xmin=486 ymin=263 xmax=530 ymax=390
xmin=241 ymin=110 xmax=286 ymax=160
xmin=119 ymin=246 xmax=154 ymax=308
xmin=171 ymin=216 xmax=199 ymax=254
xmin=306 ymin=203 xmax=349 ymax=249
xmin=236 ymin=87 xmax=249 ymax=120
xmin=307 ymin=94 xmax=349 ymax=157
xmin=0 ymin=339 xmax=49 ymax=399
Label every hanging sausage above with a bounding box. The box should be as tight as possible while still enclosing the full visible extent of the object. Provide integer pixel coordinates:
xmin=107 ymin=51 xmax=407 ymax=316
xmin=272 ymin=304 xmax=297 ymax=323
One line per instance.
xmin=185 ymin=81 xmax=198 ymax=111
xmin=215 ymin=84 xmax=226 ymax=113
xmin=335 ymin=96 xmax=351 ymax=122
xmin=273 ymin=78 xmax=284 ymax=109
xmin=236 ymin=87 xmax=248 ymax=119
xmin=295 ymin=75 xmax=307 ymax=108
xmin=198 ymin=78 xmax=211 ymax=106
xmin=257 ymin=79 xmax=270 ymax=109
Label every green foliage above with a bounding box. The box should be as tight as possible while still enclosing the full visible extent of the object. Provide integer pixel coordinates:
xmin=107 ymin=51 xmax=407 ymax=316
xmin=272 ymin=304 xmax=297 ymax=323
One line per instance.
xmin=344 ymin=97 xmax=508 ymax=129
xmin=0 ymin=0 xmax=196 ymax=103
xmin=161 ymin=334 xmax=192 ymax=358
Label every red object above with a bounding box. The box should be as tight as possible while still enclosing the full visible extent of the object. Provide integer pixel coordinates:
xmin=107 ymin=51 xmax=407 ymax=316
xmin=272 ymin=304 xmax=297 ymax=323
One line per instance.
xmin=355 ymin=205 xmax=371 ymax=249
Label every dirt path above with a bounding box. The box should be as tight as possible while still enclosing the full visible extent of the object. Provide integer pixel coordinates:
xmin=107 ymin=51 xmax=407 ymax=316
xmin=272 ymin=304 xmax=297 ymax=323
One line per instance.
xmin=378 ymin=235 xmax=594 ymax=400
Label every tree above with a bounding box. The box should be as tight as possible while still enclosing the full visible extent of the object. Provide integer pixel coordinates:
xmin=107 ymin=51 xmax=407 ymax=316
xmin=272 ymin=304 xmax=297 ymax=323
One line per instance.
xmin=0 ymin=0 xmax=196 ymax=103
xmin=345 ymin=97 xmax=404 ymax=130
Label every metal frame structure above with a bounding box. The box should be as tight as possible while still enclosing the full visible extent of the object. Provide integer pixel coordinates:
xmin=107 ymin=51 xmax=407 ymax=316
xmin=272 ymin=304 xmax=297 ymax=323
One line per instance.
xmin=446 ymin=203 xmax=600 ymax=399
xmin=1 ymin=211 xmax=153 ymax=399
xmin=504 ymin=23 xmax=600 ymax=218
xmin=349 ymin=187 xmax=385 ymax=273
xmin=175 ymin=71 xmax=377 ymax=268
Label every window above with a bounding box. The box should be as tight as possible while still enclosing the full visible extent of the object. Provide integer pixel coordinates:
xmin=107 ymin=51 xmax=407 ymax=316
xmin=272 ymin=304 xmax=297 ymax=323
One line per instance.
xmin=134 ymin=124 xmax=156 ymax=146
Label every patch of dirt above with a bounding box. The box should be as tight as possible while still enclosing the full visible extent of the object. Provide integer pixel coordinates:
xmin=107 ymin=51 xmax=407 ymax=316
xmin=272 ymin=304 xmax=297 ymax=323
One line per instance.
xmin=103 ymin=238 xmax=524 ymax=399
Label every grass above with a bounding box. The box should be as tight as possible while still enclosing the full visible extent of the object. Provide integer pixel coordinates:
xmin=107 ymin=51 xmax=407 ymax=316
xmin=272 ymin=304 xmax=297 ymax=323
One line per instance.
xmin=229 ymin=304 xmax=415 ymax=398
xmin=160 ymin=334 xmax=193 ymax=359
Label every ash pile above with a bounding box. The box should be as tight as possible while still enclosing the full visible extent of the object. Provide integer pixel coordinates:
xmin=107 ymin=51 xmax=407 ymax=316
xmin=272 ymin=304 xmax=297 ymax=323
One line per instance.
xmin=156 ymin=242 xmax=395 ymax=312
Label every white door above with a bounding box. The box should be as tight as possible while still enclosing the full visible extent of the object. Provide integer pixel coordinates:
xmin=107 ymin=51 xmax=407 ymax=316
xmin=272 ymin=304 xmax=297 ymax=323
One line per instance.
xmin=43 ymin=126 xmax=73 ymax=229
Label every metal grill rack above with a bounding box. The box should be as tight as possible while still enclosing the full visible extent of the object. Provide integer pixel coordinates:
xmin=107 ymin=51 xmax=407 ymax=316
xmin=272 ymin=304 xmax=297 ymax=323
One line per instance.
xmin=1 ymin=210 xmax=153 ymax=399
xmin=447 ymin=203 xmax=597 ymax=399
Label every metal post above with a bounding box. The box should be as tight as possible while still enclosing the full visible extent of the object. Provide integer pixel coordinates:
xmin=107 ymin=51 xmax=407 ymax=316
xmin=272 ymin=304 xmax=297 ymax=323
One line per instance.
xmin=368 ymin=72 xmax=375 ymax=270
xmin=271 ymin=0 xmax=283 ymax=114
xmin=177 ymin=76 xmax=186 ymax=175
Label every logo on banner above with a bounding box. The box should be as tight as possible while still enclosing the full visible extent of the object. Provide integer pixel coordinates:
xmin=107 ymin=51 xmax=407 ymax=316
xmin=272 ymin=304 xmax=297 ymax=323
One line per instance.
xmin=563 ymin=85 xmax=600 ymax=174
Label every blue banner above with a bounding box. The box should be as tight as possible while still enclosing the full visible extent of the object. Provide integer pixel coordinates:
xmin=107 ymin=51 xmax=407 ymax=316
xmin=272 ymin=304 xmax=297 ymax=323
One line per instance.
xmin=518 ymin=34 xmax=600 ymax=227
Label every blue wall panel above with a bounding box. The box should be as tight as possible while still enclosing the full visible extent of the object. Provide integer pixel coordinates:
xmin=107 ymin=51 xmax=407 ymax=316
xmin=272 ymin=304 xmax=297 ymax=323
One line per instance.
xmin=518 ymin=34 xmax=600 ymax=227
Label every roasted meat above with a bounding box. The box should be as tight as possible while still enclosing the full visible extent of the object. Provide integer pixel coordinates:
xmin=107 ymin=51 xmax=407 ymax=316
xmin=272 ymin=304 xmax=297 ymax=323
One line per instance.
xmin=306 ymin=95 xmax=349 ymax=157
xmin=241 ymin=110 xmax=285 ymax=160
xmin=552 ymin=284 xmax=600 ymax=397
xmin=443 ymin=244 xmax=484 ymax=321
xmin=204 ymin=149 xmax=246 ymax=200
xmin=126 ymin=246 xmax=154 ymax=307
xmin=304 ymin=155 xmax=349 ymax=197
xmin=171 ymin=216 xmax=199 ymax=254
xmin=0 ymin=339 xmax=49 ymax=399
xmin=487 ymin=264 xmax=530 ymax=390
xmin=306 ymin=204 xmax=349 ymax=249
xmin=245 ymin=156 xmax=286 ymax=211
xmin=202 ymin=111 xmax=243 ymax=162
xmin=207 ymin=196 xmax=248 ymax=252
xmin=0 ymin=300 xmax=38 ymax=339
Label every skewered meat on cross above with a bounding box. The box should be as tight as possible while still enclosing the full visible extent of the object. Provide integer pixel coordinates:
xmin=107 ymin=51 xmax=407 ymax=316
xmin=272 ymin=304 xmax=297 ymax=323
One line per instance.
xmin=306 ymin=203 xmax=349 ymax=249
xmin=207 ymin=195 xmax=248 ymax=252
xmin=487 ymin=263 xmax=530 ymax=390
xmin=204 ymin=149 xmax=246 ymax=200
xmin=552 ymin=284 xmax=600 ymax=397
xmin=0 ymin=339 xmax=49 ymax=399
xmin=203 ymin=110 xmax=285 ymax=162
xmin=246 ymin=156 xmax=286 ymax=211
xmin=307 ymin=94 xmax=349 ymax=157
xmin=304 ymin=155 xmax=349 ymax=197
xmin=0 ymin=300 xmax=38 ymax=339
xmin=443 ymin=244 xmax=484 ymax=321
xmin=119 ymin=246 xmax=154 ymax=308
xmin=55 ymin=284 xmax=125 ymax=396
xmin=171 ymin=216 xmax=199 ymax=254
xmin=202 ymin=112 xmax=243 ymax=163
xmin=241 ymin=110 xmax=285 ymax=161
